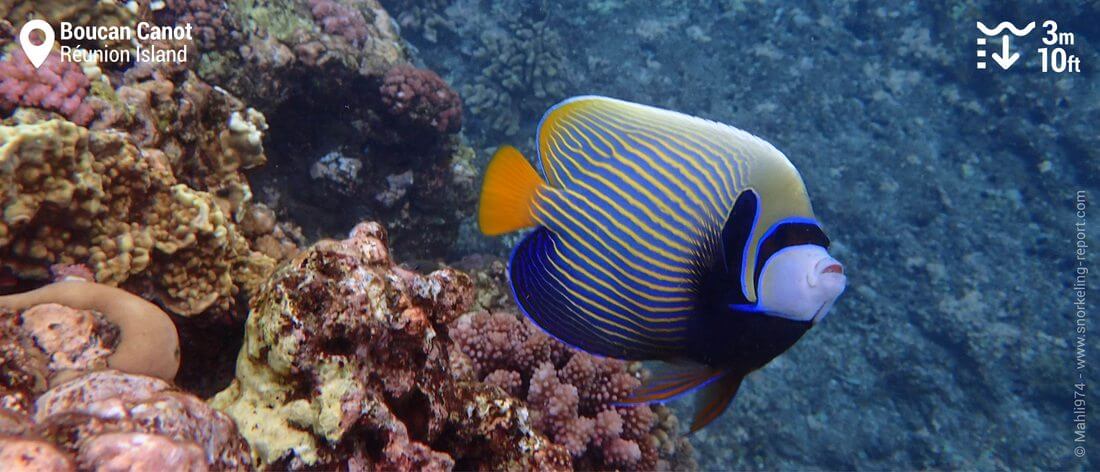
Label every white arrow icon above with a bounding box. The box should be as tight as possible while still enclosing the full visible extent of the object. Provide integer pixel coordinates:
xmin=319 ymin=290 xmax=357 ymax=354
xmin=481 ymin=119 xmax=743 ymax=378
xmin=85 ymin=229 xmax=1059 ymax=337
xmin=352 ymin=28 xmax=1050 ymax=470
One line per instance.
xmin=991 ymin=34 xmax=1020 ymax=69
xmin=19 ymin=20 xmax=55 ymax=69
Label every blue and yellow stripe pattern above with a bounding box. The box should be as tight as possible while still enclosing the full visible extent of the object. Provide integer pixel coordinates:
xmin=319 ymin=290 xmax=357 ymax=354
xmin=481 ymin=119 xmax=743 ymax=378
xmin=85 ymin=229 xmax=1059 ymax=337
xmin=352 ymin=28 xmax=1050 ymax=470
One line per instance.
xmin=481 ymin=96 xmax=816 ymax=360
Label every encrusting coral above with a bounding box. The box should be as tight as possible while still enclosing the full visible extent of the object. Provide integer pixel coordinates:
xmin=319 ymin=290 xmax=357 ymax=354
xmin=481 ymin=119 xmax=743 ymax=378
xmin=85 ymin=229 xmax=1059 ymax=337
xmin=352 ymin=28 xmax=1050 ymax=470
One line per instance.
xmin=0 ymin=287 xmax=249 ymax=470
xmin=0 ymin=281 xmax=179 ymax=384
xmin=211 ymin=222 xmax=571 ymax=470
xmin=0 ymin=370 xmax=252 ymax=470
xmin=0 ymin=117 xmax=279 ymax=320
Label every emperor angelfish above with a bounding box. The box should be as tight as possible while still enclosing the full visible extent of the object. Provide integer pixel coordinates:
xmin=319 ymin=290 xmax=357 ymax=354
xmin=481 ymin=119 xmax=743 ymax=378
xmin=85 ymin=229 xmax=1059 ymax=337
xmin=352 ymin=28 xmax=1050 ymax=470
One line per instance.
xmin=478 ymin=96 xmax=846 ymax=432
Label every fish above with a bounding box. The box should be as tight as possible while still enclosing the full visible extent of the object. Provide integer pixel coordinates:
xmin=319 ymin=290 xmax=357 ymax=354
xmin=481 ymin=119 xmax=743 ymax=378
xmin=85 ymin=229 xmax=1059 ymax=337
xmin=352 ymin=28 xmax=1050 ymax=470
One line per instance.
xmin=477 ymin=96 xmax=847 ymax=432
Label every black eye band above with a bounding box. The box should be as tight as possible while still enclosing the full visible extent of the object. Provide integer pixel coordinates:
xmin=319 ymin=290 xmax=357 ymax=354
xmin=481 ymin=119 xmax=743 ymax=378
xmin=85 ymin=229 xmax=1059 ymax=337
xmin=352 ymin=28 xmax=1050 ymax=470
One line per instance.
xmin=753 ymin=220 xmax=830 ymax=290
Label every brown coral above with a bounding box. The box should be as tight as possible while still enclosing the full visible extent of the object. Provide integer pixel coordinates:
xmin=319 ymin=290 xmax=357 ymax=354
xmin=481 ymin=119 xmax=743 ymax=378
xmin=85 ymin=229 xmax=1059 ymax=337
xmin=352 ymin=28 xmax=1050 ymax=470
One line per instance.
xmin=211 ymin=222 xmax=570 ymax=470
xmin=0 ymin=118 xmax=276 ymax=320
xmin=0 ymin=281 xmax=179 ymax=383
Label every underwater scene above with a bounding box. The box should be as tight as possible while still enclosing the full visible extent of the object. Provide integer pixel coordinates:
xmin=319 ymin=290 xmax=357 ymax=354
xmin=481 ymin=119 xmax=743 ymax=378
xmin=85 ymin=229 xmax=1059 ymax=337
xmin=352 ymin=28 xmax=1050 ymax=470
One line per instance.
xmin=0 ymin=0 xmax=1095 ymax=470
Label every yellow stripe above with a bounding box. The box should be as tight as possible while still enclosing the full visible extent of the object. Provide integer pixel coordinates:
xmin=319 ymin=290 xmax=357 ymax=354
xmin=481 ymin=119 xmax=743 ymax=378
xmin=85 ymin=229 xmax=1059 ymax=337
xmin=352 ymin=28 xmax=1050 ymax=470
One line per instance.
xmin=551 ymin=185 xmax=695 ymax=266
xmin=545 ymin=255 xmax=687 ymax=329
xmin=537 ymin=243 xmax=684 ymax=346
xmin=545 ymin=132 xmax=696 ymax=250
xmin=590 ymin=102 xmax=751 ymax=195
xmin=539 ymin=187 xmax=693 ymax=271
xmin=569 ymin=111 xmax=725 ymax=219
xmin=548 ymin=244 xmax=693 ymax=315
xmin=537 ymin=192 xmax=694 ymax=282
xmin=533 ymin=198 xmax=694 ymax=297
xmin=585 ymin=106 xmax=736 ymax=213
xmin=553 ymin=119 xmax=700 ymax=231
xmin=562 ymin=114 xmax=711 ymax=225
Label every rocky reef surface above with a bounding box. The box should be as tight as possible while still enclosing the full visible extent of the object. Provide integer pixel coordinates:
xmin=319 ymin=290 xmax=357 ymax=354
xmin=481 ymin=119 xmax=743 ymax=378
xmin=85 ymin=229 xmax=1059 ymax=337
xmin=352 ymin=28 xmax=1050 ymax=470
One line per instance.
xmin=0 ymin=1 xmax=700 ymax=469
xmin=390 ymin=0 xmax=1098 ymax=470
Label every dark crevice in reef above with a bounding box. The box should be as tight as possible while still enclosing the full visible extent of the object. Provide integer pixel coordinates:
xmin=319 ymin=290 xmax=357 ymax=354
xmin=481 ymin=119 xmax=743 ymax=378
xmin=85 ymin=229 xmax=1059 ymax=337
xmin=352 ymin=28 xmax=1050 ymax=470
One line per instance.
xmin=250 ymin=74 xmax=468 ymax=261
xmin=173 ymin=311 xmax=246 ymax=398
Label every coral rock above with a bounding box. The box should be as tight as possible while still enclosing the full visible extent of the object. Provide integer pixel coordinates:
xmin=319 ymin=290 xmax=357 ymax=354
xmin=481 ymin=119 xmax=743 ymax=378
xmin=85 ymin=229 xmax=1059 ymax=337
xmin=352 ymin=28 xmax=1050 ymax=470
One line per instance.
xmin=0 ymin=118 xmax=277 ymax=320
xmin=0 ymin=437 xmax=75 ymax=471
xmin=381 ymin=64 xmax=464 ymax=134
xmin=0 ymin=369 xmax=250 ymax=471
xmin=78 ymin=432 xmax=206 ymax=472
xmin=211 ymin=222 xmax=568 ymax=470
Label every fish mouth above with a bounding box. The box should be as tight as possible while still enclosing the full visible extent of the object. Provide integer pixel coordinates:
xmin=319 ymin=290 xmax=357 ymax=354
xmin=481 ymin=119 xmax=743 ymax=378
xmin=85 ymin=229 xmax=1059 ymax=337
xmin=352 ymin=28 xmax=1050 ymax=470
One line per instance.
xmin=810 ymin=257 xmax=846 ymax=288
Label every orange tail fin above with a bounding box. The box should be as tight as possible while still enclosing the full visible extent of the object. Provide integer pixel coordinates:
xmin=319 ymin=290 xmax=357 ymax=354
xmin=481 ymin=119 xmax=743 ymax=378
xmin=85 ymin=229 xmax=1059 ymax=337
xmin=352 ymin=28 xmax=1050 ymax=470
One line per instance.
xmin=478 ymin=146 xmax=544 ymax=235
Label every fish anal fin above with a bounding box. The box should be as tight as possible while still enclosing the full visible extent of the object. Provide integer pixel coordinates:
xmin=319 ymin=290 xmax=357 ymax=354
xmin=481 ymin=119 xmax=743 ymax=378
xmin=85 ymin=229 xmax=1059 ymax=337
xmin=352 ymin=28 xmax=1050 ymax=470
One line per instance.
xmin=689 ymin=372 xmax=744 ymax=433
xmin=619 ymin=362 xmax=723 ymax=405
xmin=479 ymin=145 xmax=544 ymax=235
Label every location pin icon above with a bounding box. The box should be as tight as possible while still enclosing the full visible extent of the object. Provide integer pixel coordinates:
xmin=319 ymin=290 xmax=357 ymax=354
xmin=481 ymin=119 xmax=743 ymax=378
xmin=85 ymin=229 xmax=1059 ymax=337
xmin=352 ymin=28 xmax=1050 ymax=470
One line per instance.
xmin=19 ymin=20 xmax=55 ymax=69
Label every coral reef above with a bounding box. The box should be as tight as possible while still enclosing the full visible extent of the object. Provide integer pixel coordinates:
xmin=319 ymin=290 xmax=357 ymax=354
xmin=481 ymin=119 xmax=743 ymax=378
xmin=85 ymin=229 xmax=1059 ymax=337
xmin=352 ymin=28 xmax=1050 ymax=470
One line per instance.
xmin=0 ymin=370 xmax=251 ymax=470
xmin=0 ymin=293 xmax=249 ymax=470
xmin=393 ymin=0 xmax=1097 ymax=469
xmin=157 ymin=0 xmax=240 ymax=49
xmin=388 ymin=1 xmax=570 ymax=139
xmin=145 ymin=0 xmax=481 ymax=259
xmin=380 ymin=64 xmax=463 ymax=134
xmin=307 ymin=0 xmax=371 ymax=44
xmin=211 ymin=222 xmax=571 ymax=469
xmin=0 ymin=50 xmax=95 ymax=125
xmin=451 ymin=311 xmax=694 ymax=470
xmin=0 ymin=281 xmax=180 ymax=383
xmin=462 ymin=14 xmax=568 ymax=137
xmin=0 ymin=118 xmax=276 ymax=320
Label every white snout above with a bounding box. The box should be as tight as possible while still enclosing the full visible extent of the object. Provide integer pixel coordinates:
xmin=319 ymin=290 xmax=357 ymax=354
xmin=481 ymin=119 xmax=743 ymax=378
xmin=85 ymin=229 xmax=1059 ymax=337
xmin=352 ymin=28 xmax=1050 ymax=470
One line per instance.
xmin=756 ymin=244 xmax=847 ymax=323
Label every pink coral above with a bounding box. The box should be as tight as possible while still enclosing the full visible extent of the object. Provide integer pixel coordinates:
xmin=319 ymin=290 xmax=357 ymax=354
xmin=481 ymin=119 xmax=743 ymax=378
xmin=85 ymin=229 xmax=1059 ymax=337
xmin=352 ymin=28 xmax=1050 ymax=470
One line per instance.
xmin=308 ymin=0 xmax=370 ymax=44
xmin=0 ymin=49 xmax=95 ymax=125
xmin=450 ymin=311 xmax=685 ymax=470
xmin=157 ymin=0 xmax=238 ymax=48
xmin=380 ymin=64 xmax=463 ymax=134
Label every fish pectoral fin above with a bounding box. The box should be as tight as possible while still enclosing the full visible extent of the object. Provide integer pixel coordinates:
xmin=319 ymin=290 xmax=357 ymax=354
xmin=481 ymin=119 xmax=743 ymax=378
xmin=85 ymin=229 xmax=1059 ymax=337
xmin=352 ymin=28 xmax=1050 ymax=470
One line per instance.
xmin=479 ymin=145 xmax=544 ymax=235
xmin=618 ymin=361 xmax=723 ymax=405
xmin=689 ymin=371 xmax=744 ymax=433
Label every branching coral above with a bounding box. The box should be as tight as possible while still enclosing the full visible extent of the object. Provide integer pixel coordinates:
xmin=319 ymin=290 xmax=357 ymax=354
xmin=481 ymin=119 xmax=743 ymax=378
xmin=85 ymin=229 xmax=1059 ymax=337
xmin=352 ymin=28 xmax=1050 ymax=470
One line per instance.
xmin=450 ymin=310 xmax=696 ymax=470
xmin=0 ymin=281 xmax=179 ymax=383
xmin=462 ymin=15 xmax=568 ymax=136
xmin=0 ymin=50 xmax=95 ymax=125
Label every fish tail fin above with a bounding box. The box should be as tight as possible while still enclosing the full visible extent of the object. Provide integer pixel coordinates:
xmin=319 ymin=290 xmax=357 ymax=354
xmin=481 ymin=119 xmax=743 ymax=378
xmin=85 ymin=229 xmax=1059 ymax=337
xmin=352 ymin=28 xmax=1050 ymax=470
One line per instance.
xmin=479 ymin=145 xmax=544 ymax=235
xmin=689 ymin=372 xmax=744 ymax=433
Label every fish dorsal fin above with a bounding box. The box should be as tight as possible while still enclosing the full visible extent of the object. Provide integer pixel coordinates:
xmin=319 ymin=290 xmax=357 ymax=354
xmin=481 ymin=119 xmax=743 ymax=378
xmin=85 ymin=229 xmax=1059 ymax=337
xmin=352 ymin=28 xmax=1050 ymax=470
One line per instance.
xmin=536 ymin=96 xmax=755 ymax=193
xmin=690 ymin=372 xmax=744 ymax=433
xmin=617 ymin=361 xmax=723 ymax=404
